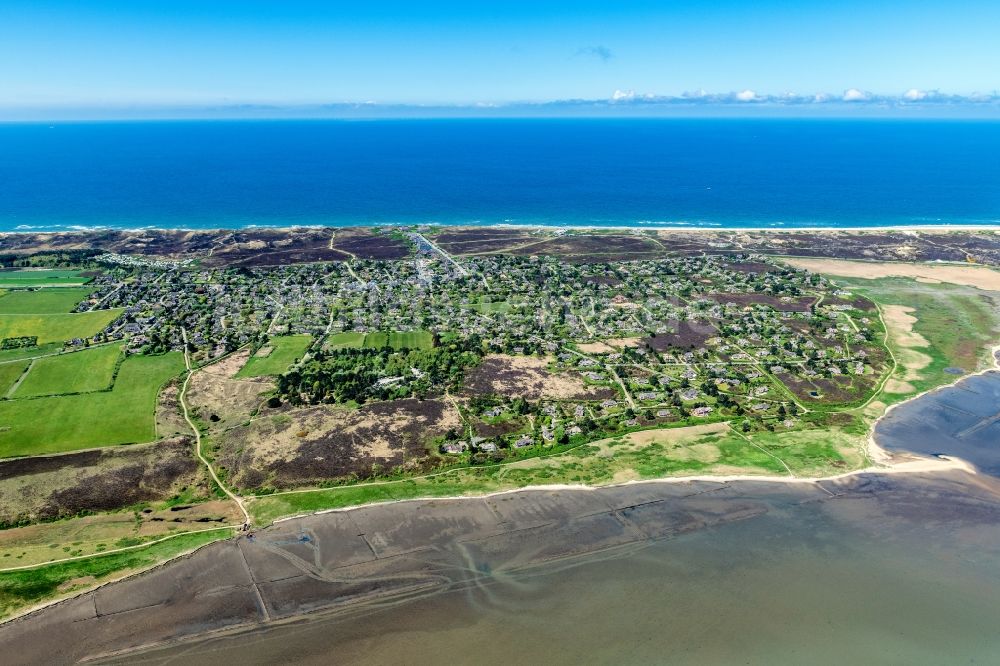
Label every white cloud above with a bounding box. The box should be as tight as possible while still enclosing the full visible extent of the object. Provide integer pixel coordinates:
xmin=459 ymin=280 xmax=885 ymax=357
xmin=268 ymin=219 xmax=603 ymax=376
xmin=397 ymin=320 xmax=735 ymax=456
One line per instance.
xmin=612 ymin=89 xmax=636 ymax=101
xmin=903 ymin=88 xmax=927 ymax=101
xmin=842 ymin=88 xmax=870 ymax=102
xmin=735 ymin=89 xmax=757 ymax=102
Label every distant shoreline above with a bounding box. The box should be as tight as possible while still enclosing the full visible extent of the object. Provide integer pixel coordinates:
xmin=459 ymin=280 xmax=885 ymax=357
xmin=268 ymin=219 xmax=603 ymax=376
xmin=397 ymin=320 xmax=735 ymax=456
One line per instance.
xmin=2 ymin=221 xmax=1000 ymax=235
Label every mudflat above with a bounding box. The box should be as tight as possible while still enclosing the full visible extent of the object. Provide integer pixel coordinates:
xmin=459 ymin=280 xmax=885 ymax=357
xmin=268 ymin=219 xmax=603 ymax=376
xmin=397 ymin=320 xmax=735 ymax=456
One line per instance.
xmin=3 ymin=469 xmax=1000 ymax=664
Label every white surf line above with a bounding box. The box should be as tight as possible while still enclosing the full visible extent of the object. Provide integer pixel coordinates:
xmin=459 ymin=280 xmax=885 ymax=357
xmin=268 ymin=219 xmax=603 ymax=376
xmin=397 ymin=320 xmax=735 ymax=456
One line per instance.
xmin=180 ymin=328 xmax=251 ymax=529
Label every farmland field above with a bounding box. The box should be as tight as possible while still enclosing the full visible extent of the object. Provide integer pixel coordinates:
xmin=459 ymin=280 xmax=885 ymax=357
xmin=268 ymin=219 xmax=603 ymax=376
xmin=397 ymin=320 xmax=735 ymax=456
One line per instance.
xmin=0 ymin=310 xmax=122 ymax=344
xmin=0 ymin=270 xmax=93 ymax=288
xmin=0 ymin=352 xmax=185 ymax=457
xmin=362 ymin=330 xmax=434 ymax=350
xmin=236 ymin=334 xmax=312 ymax=377
xmin=12 ymin=344 xmax=122 ymax=398
xmin=0 ymin=288 xmax=92 ymax=314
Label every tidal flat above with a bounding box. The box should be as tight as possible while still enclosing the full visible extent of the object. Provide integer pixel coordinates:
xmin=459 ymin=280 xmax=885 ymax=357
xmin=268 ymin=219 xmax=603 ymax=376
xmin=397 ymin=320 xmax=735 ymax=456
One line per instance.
xmin=2 ymin=468 xmax=999 ymax=665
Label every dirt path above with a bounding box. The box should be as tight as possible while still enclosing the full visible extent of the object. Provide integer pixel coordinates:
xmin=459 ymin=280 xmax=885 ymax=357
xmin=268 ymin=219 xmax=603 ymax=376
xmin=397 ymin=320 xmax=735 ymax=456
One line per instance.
xmin=180 ymin=328 xmax=251 ymax=529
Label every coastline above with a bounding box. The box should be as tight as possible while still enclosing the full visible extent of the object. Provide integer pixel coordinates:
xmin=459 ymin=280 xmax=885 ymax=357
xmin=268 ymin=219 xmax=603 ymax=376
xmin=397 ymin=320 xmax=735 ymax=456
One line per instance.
xmin=3 ymin=222 xmax=1000 ymax=235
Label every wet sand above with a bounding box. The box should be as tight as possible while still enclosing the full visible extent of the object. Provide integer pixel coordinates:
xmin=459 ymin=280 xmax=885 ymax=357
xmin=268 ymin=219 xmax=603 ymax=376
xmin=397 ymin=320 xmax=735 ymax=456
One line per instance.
xmin=876 ymin=370 xmax=1000 ymax=476
xmin=2 ymin=468 xmax=1000 ymax=665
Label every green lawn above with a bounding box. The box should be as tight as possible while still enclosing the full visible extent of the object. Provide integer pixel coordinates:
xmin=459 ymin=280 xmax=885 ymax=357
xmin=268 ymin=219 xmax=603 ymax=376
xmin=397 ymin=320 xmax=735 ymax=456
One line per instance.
xmin=13 ymin=345 xmax=122 ymax=398
xmin=325 ymin=331 xmax=366 ymax=350
xmin=472 ymin=300 xmax=512 ymax=314
xmin=0 ymin=310 xmax=122 ymax=344
xmin=0 ymin=361 xmax=29 ymax=396
xmin=0 ymin=270 xmax=92 ymax=288
xmin=0 ymin=352 xmax=185 ymax=457
xmin=362 ymin=330 xmax=434 ymax=351
xmin=237 ymin=335 xmax=312 ymax=377
xmin=0 ymin=288 xmax=92 ymax=314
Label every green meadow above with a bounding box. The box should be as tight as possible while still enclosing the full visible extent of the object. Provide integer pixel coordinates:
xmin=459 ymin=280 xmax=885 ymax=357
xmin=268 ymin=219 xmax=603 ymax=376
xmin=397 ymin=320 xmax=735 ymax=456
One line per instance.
xmin=325 ymin=331 xmax=367 ymax=350
xmin=0 ymin=311 xmax=122 ymax=345
xmin=237 ymin=334 xmax=312 ymax=377
xmin=0 ymin=352 xmax=185 ymax=457
xmin=362 ymin=330 xmax=434 ymax=350
xmin=0 ymin=270 xmax=92 ymax=288
xmin=12 ymin=345 xmax=123 ymax=398
xmin=0 ymin=288 xmax=91 ymax=314
xmin=0 ymin=288 xmax=121 ymax=345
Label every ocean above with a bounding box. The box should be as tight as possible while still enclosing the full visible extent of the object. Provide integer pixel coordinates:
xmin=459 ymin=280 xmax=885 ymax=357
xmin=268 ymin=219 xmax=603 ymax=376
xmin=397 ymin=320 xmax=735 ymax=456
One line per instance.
xmin=1 ymin=118 xmax=999 ymax=231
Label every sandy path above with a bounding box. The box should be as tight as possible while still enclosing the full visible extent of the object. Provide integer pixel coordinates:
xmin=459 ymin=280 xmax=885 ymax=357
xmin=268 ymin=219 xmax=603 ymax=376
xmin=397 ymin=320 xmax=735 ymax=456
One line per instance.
xmin=781 ymin=257 xmax=1000 ymax=291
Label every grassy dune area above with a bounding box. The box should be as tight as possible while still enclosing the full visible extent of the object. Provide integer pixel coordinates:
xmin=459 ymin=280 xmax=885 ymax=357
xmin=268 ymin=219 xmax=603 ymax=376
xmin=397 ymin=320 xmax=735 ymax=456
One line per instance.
xmin=0 ymin=352 xmax=185 ymax=457
xmin=236 ymin=334 xmax=312 ymax=377
xmin=0 ymin=528 xmax=233 ymax=620
xmin=833 ymin=277 xmax=1000 ymax=400
xmin=248 ymin=421 xmax=863 ymax=525
xmin=0 ymin=270 xmax=92 ymax=288
xmin=0 ymin=288 xmax=92 ymax=314
xmin=12 ymin=345 xmax=122 ymax=398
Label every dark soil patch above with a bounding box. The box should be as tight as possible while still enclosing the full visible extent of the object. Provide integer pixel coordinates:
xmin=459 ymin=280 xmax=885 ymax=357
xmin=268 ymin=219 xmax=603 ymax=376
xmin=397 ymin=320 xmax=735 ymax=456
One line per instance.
xmin=707 ymin=293 xmax=815 ymax=312
xmin=645 ymin=320 xmax=717 ymax=351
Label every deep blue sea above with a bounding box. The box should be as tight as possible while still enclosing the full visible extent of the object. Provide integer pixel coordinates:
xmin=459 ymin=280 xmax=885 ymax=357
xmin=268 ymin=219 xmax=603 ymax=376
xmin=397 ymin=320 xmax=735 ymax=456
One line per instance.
xmin=1 ymin=119 xmax=999 ymax=231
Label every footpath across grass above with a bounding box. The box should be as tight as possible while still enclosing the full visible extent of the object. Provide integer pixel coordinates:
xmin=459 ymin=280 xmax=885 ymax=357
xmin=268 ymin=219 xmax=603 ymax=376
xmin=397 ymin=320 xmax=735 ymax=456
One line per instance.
xmin=236 ymin=335 xmax=312 ymax=377
xmin=0 ymin=528 xmax=233 ymax=621
xmin=0 ymin=352 xmax=185 ymax=457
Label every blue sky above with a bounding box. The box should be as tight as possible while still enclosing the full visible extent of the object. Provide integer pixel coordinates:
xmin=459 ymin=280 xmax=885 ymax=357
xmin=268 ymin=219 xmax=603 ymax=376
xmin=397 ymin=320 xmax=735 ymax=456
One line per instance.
xmin=1 ymin=1 xmax=998 ymax=113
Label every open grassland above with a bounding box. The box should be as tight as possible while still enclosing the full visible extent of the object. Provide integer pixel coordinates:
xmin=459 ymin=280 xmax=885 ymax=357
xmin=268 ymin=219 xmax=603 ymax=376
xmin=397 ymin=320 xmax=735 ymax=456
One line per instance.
xmin=0 ymin=310 xmax=122 ymax=344
xmin=0 ymin=527 xmax=233 ymax=621
xmin=362 ymin=330 xmax=434 ymax=350
xmin=324 ymin=331 xmax=366 ymax=350
xmin=0 ymin=361 xmax=29 ymax=396
xmin=248 ymin=422 xmax=862 ymax=525
xmin=0 ymin=288 xmax=91 ymax=314
xmin=0 ymin=270 xmax=92 ymax=288
xmin=236 ymin=334 xmax=312 ymax=377
xmin=12 ymin=345 xmax=122 ymax=398
xmin=0 ymin=352 xmax=185 ymax=457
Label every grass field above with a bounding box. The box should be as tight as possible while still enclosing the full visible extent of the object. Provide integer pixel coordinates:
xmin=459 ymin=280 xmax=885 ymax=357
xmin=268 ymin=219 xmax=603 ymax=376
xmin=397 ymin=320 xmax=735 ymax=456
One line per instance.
xmin=0 ymin=527 xmax=233 ymax=620
xmin=0 ymin=288 xmax=92 ymax=314
xmin=0 ymin=270 xmax=92 ymax=288
xmin=471 ymin=300 xmax=512 ymax=314
xmin=325 ymin=331 xmax=366 ymax=350
xmin=362 ymin=330 xmax=434 ymax=350
xmin=0 ymin=361 xmax=29 ymax=396
xmin=0 ymin=311 xmax=123 ymax=345
xmin=0 ymin=352 xmax=185 ymax=457
xmin=236 ymin=335 xmax=312 ymax=377
xmin=12 ymin=345 xmax=122 ymax=398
